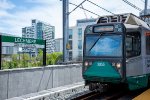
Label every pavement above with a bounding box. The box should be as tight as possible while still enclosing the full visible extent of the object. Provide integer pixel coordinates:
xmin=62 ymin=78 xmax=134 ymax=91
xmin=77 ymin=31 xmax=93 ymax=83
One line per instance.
xmin=133 ymin=88 xmax=150 ymax=100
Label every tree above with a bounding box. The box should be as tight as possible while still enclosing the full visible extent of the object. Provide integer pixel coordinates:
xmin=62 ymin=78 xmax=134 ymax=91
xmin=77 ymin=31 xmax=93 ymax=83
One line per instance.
xmin=12 ymin=54 xmax=19 ymax=68
xmin=46 ymin=53 xmax=52 ymax=65
xmin=20 ymin=53 xmax=30 ymax=67
xmin=50 ymin=52 xmax=63 ymax=65
xmin=36 ymin=49 xmax=43 ymax=66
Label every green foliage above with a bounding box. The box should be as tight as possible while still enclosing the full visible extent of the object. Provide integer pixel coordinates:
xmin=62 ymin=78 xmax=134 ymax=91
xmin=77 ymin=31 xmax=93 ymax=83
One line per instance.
xmin=21 ymin=53 xmax=30 ymax=67
xmin=2 ymin=60 xmax=9 ymax=69
xmin=46 ymin=52 xmax=63 ymax=65
xmin=1 ymin=51 xmax=63 ymax=69
xmin=46 ymin=53 xmax=52 ymax=65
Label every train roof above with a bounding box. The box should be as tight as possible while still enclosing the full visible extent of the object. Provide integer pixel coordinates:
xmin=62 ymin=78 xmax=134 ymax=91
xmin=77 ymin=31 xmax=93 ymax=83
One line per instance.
xmin=97 ymin=13 xmax=150 ymax=29
xmin=124 ymin=24 xmax=139 ymax=29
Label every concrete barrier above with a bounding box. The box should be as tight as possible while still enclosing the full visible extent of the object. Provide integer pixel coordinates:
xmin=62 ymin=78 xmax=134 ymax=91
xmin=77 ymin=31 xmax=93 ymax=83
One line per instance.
xmin=0 ymin=64 xmax=83 ymax=100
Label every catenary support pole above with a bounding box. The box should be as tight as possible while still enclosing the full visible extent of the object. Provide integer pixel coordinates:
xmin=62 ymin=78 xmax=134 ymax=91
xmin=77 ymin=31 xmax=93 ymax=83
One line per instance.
xmin=0 ymin=35 xmax=2 ymax=69
xmin=144 ymin=0 xmax=148 ymax=15
xmin=63 ymin=0 xmax=69 ymax=62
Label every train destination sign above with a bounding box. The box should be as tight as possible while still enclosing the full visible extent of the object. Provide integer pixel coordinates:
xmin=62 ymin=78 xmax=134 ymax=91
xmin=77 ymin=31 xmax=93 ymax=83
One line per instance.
xmin=2 ymin=36 xmax=44 ymax=45
xmin=93 ymin=25 xmax=114 ymax=33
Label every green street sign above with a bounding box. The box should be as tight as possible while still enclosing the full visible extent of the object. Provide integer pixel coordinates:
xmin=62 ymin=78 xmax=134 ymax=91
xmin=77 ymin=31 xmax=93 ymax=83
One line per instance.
xmin=2 ymin=36 xmax=45 ymax=45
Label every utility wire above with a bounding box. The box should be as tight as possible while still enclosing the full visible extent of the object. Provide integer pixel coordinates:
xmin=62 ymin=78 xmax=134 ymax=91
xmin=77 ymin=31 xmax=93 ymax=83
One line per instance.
xmin=69 ymin=0 xmax=87 ymax=15
xmin=69 ymin=2 xmax=100 ymax=17
xmin=69 ymin=0 xmax=115 ymax=17
xmin=81 ymin=4 xmax=88 ymax=19
xmin=86 ymin=0 xmax=115 ymax=15
xmin=122 ymin=0 xmax=142 ymax=11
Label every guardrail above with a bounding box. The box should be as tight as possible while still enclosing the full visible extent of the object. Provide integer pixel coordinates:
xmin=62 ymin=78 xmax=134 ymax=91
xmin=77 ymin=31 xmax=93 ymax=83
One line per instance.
xmin=0 ymin=64 xmax=83 ymax=100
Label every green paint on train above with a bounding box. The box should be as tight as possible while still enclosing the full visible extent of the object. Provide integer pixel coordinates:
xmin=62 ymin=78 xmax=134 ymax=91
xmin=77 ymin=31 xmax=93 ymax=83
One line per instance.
xmin=83 ymin=61 xmax=121 ymax=83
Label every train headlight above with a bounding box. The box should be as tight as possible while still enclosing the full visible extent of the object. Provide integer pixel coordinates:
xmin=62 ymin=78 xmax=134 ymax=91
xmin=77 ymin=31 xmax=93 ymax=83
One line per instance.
xmin=116 ymin=63 xmax=121 ymax=69
xmin=84 ymin=61 xmax=89 ymax=67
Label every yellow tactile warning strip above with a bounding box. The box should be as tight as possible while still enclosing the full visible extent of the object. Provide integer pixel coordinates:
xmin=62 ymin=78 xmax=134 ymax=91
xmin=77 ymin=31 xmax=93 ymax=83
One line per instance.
xmin=133 ymin=89 xmax=150 ymax=100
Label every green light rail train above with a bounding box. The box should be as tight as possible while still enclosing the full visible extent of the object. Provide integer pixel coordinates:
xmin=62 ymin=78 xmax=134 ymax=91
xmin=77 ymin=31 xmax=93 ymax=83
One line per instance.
xmin=82 ymin=13 xmax=150 ymax=90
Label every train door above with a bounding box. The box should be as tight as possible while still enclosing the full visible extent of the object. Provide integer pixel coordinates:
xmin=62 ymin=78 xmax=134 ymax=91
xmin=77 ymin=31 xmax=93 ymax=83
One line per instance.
xmin=126 ymin=31 xmax=142 ymax=77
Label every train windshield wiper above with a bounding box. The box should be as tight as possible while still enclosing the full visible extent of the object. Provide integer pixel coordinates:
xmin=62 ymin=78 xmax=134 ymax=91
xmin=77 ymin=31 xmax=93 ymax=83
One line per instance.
xmin=89 ymin=34 xmax=103 ymax=52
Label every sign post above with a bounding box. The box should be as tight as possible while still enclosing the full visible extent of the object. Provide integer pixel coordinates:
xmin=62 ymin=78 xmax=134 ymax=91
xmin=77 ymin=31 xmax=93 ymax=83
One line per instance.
xmin=43 ymin=40 xmax=46 ymax=66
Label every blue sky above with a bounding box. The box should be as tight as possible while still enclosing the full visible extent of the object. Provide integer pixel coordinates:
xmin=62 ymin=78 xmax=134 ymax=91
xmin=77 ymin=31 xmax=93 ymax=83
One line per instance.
xmin=0 ymin=0 xmax=149 ymax=38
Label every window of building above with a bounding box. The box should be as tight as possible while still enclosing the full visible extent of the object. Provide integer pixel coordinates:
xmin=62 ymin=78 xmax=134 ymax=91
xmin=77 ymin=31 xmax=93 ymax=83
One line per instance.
xmin=126 ymin=32 xmax=141 ymax=58
xmin=78 ymin=51 xmax=82 ymax=57
xmin=77 ymin=51 xmax=83 ymax=61
xmin=22 ymin=28 xmax=26 ymax=33
xmin=69 ymin=51 xmax=72 ymax=61
xmin=78 ymin=28 xmax=82 ymax=39
xmin=69 ymin=29 xmax=73 ymax=39
xmin=78 ymin=40 xmax=82 ymax=50
xmin=6 ymin=47 xmax=10 ymax=54
xmin=69 ymin=40 xmax=72 ymax=49
xmin=32 ymin=20 xmax=36 ymax=23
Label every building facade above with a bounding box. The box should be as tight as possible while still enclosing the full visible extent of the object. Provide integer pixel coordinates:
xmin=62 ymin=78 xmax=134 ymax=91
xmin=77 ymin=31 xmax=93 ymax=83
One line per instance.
xmin=22 ymin=19 xmax=55 ymax=55
xmin=69 ymin=18 xmax=97 ymax=61
xmin=140 ymin=9 xmax=150 ymax=24
xmin=55 ymin=38 xmax=63 ymax=53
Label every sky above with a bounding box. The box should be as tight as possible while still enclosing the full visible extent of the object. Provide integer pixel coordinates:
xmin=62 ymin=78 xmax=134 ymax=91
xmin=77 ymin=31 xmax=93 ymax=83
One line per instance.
xmin=0 ymin=0 xmax=149 ymax=38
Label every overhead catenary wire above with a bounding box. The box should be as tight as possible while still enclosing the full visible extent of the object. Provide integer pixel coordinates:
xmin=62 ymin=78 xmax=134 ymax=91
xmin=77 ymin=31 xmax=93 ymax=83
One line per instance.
xmin=69 ymin=2 xmax=100 ymax=17
xmin=69 ymin=0 xmax=116 ymax=17
xmin=81 ymin=4 xmax=88 ymax=19
xmin=69 ymin=0 xmax=87 ymax=15
xmin=122 ymin=0 xmax=142 ymax=11
xmin=86 ymin=0 xmax=115 ymax=15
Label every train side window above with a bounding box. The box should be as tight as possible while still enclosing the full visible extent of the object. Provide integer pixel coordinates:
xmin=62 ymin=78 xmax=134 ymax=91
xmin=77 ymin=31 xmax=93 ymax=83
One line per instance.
xmin=146 ymin=34 xmax=150 ymax=55
xmin=126 ymin=32 xmax=141 ymax=58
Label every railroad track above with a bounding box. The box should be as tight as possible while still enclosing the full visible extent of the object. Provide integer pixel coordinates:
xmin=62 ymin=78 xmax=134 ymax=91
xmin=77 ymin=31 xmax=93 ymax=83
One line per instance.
xmin=71 ymin=84 xmax=129 ymax=100
xmin=71 ymin=87 xmax=147 ymax=100
xmin=72 ymin=90 xmax=127 ymax=100
xmin=71 ymin=91 xmax=100 ymax=100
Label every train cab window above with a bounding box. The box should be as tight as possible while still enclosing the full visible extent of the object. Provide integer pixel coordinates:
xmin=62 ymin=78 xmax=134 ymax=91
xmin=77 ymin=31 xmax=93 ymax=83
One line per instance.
xmin=126 ymin=32 xmax=141 ymax=58
xmin=146 ymin=33 xmax=150 ymax=55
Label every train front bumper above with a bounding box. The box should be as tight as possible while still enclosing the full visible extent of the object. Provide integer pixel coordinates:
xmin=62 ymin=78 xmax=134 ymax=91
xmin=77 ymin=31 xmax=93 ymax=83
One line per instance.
xmin=83 ymin=61 xmax=122 ymax=83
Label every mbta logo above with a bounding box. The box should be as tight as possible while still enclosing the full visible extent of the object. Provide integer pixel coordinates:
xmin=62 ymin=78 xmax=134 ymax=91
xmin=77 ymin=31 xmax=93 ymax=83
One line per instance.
xmin=97 ymin=62 xmax=105 ymax=67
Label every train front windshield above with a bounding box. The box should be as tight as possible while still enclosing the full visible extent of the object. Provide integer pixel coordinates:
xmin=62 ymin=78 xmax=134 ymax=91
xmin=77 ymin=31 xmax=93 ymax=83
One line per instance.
xmin=85 ymin=34 xmax=122 ymax=57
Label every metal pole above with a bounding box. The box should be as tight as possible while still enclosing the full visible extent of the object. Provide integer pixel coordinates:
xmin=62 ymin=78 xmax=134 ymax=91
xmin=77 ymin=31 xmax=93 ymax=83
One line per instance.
xmin=43 ymin=40 xmax=46 ymax=66
xmin=144 ymin=0 xmax=148 ymax=15
xmin=0 ymin=35 xmax=2 ymax=70
xmin=63 ymin=0 xmax=69 ymax=62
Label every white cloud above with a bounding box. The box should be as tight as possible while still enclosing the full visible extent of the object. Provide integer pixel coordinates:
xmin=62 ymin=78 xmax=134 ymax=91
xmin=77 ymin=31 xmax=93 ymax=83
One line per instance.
xmin=0 ymin=10 xmax=12 ymax=17
xmin=0 ymin=0 xmax=62 ymax=38
xmin=0 ymin=0 xmax=15 ymax=10
xmin=26 ymin=0 xmax=56 ymax=5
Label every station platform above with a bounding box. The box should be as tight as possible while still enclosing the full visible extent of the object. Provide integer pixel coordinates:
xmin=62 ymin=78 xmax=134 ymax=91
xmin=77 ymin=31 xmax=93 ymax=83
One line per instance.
xmin=133 ymin=89 xmax=150 ymax=100
xmin=6 ymin=82 xmax=88 ymax=100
